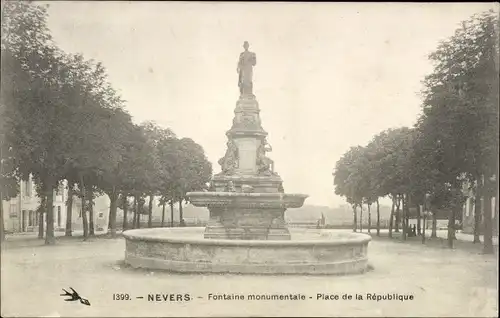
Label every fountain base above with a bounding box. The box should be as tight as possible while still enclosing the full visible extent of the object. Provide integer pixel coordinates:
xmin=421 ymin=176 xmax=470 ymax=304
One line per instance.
xmin=188 ymin=192 xmax=307 ymax=241
xmin=123 ymin=228 xmax=371 ymax=275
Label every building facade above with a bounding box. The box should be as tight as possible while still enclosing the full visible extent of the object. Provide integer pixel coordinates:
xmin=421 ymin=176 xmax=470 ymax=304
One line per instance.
xmin=461 ymin=179 xmax=498 ymax=236
xmin=462 ymin=194 xmax=496 ymax=235
xmin=2 ymin=176 xmax=110 ymax=234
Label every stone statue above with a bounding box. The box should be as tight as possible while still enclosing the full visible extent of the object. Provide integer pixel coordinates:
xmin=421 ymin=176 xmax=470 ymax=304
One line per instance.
xmin=263 ymin=138 xmax=272 ymax=152
xmin=226 ymin=181 xmax=236 ymax=192
xmin=256 ymin=143 xmax=274 ymax=176
xmin=218 ymin=139 xmax=239 ymax=175
xmin=237 ymin=41 xmax=257 ymax=96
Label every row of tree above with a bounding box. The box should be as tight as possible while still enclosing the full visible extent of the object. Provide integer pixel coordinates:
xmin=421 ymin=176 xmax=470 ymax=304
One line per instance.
xmin=334 ymin=10 xmax=499 ymax=254
xmin=0 ymin=2 xmax=212 ymax=244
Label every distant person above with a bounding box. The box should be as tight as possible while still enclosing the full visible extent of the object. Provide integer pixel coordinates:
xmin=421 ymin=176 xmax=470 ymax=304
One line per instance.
xmin=180 ymin=219 xmax=186 ymax=227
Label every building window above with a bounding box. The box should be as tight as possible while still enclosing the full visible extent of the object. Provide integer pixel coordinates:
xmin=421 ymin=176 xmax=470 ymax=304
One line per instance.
xmin=98 ymin=212 xmax=104 ymax=219
xmin=9 ymin=204 xmax=18 ymax=218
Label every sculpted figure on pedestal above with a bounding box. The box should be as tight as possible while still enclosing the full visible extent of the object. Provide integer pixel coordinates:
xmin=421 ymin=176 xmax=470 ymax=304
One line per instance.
xmin=218 ymin=139 xmax=239 ymax=175
xmin=225 ymin=181 xmax=236 ymax=192
xmin=256 ymin=141 xmax=274 ymax=176
xmin=263 ymin=139 xmax=272 ymax=152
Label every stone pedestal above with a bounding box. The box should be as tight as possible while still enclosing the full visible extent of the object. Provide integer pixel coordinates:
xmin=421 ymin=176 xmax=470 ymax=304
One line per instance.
xmin=224 ymin=94 xmax=268 ymax=176
xmin=188 ymin=192 xmax=307 ymax=241
xmin=204 ymin=206 xmax=290 ymax=240
xmin=188 ymin=92 xmax=307 ymax=241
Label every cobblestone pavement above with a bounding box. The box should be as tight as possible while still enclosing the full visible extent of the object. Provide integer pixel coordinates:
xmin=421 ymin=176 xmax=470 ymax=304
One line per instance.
xmin=1 ymin=230 xmax=498 ymax=317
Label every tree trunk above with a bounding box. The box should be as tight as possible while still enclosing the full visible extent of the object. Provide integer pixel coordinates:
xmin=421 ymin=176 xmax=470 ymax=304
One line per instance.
xmin=494 ymin=192 xmax=498 ymax=237
xmin=137 ymin=197 xmax=144 ymax=229
xmin=179 ymin=200 xmax=184 ymax=226
xmin=148 ymin=195 xmax=153 ymax=228
xmin=0 ymin=185 xmax=4 ymax=242
xmin=133 ymin=196 xmax=138 ymax=229
xmin=416 ymin=204 xmax=421 ymax=236
xmin=495 ymin=166 xmax=499 ymax=237
xmin=388 ymin=197 xmax=395 ymax=238
xmin=88 ymin=189 xmax=95 ymax=236
xmin=395 ymin=196 xmax=401 ymax=232
xmin=38 ymin=195 xmax=46 ymax=239
xmin=474 ymin=177 xmax=483 ymax=243
xmin=376 ymin=198 xmax=380 ymax=236
xmin=65 ymin=185 xmax=74 ymax=237
xmin=359 ymin=204 xmax=363 ymax=232
xmin=402 ymin=194 xmax=407 ymax=241
xmin=422 ymin=212 xmax=426 ymax=244
xmin=38 ymin=211 xmax=44 ymax=238
xmin=352 ymin=204 xmax=357 ymax=232
xmin=122 ymin=195 xmax=128 ymax=231
xmin=108 ymin=187 xmax=118 ymax=237
xmin=0 ymin=146 xmax=4 ymax=242
xmin=431 ymin=212 xmax=437 ymax=238
xmin=407 ymin=194 xmax=411 ymax=235
xmin=45 ymin=178 xmax=56 ymax=245
xmin=447 ymin=201 xmax=456 ymax=249
xmin=81 ymin=197 xmax=88 ymax=239
xmin=367 ymin=203 xmax=371 ymax=234
xmin=161 ymin=202 xmax=166 ymax=227
xmin=170 ymin=200 xmax=174 ymax=227
xmin=452 ymin=203 xmax=459 ymax=240
xmin=483 ymin=181 xmax=494 ymax=254
xmin=449 ymin=184 xmax=462 ymax=246
xmin=80 ymin=175 xmax=88 ymax=238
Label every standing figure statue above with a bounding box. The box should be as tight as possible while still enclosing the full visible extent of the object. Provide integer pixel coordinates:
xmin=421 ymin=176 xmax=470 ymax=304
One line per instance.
xmin=237 ymin=41 xmax=257 ymax=96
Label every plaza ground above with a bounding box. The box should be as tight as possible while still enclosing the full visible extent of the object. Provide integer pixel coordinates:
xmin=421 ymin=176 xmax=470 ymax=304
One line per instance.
xmin=1 ymin=229 xmax=498 ymax=317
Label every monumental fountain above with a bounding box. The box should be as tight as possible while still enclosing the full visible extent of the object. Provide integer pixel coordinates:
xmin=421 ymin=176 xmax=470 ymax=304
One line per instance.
xmin=123 ymin=42 xmax=371 ymax=275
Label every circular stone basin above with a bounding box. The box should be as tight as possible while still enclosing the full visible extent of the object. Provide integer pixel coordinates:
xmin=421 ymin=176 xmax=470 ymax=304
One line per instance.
xmin=123 ymin=228 xmax=371 ymax=275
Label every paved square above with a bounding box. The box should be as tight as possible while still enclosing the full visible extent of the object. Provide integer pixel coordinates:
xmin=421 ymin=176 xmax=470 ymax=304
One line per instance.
xmin=1 ymin=232 xmax=498 ymax=317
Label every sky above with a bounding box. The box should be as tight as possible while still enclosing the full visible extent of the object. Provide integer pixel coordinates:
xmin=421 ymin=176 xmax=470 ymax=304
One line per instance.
xmin=43 ymin=1 xmax=497 ymax=207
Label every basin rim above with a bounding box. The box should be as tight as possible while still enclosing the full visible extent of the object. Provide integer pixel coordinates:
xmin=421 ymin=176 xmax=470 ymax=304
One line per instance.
xmin=122 ymin=228 xmax=371 ymax=247
xmin=186 ymin=192 xmax=309 ymax=199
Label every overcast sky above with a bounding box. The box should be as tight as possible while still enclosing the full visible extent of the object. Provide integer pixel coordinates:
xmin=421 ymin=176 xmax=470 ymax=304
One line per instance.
xmin=44 ymin=2 xmax=497 ymax=207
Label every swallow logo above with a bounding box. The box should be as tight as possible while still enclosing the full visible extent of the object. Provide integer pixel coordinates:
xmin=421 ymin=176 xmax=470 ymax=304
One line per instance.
xmin=60 ymin=287 xmax=91 ymax=306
